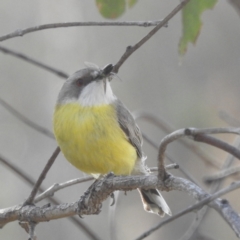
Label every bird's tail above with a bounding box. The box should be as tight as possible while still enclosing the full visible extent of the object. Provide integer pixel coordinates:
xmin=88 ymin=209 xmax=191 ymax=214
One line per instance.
xmin=138 ymin=189 xmax=172 ymax=217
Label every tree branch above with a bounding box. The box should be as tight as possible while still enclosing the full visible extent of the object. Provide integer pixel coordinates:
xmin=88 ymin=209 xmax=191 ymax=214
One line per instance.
xmin=158 ymin=128 xmax=240 ymax=180
xmin=204 ymin=165 xmax=240 ymax=184
xmin=113 ymin=0 xmax=191 ymax=73
xmin=34 ymin=176 xmax=93 ymax=203
xmin=136 ymin=178 xmax=240 ymax=240
xmin=0 ymin=97 xmax=55 ymax=139
xmin=1 ymin=175 xmax=239 ymax=238
xmin=0 ymin=20 xmax=166 ymax=42
xmin=0 ymin=46 xmax=69 ymax=78
xmin=23 ymin=147 xmax=60 ymax=205
xmin=228 ymin=0 xmax=240 ymax=17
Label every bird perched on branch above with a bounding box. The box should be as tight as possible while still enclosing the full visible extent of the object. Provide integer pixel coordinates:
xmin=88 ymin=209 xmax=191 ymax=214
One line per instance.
xmin=53 ymin=63 xmax=171 ymax=216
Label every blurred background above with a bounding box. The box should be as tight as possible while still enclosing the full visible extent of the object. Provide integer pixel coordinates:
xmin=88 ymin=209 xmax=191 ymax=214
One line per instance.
xmin=0 ymin=1 xmax=240 ymax=240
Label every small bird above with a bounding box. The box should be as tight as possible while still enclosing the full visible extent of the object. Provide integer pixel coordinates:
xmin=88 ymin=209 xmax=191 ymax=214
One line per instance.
xmin=53 ymin=63 xmax=171 ymax=216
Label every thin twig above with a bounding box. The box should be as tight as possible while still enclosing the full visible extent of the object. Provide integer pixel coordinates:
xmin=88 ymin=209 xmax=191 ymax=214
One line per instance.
xmin=0 ymin=46 xmax=69 ymax=78
xmin=135 ymin=180 xmax=240 ymax=240
xmin=219 ymin=110 xmax=240 ymax=127
xmin=158 ymin=128 xmax=240 ymax=180
xmin=142 ymin=132 xmax=198 ymax=184
xmin=204 ymin=165 xmax=240 ymax=184
xmin=193 ymin=134 xmax=240 ymax=160
xmin=0 ymin=97 xmax=55 ymax=139
xmin=23 ymin=147 xmax=60 ymax=205
xmin=34 ymin=176 xmax=93 ymax=203
xmin=0 ymin=154 xmax=38 ymax=188
xmin=228 ymin=0 xmax=240 ymax=17
xmin=0 ymin=20 xmax=165 ymax=42
xmin=186 ymin=127 xmax=240 ymax=135
xmin=158 ymin=129 xmax=186 ymax=179
xmin=113 ymin=0 xmax=191 ymax=73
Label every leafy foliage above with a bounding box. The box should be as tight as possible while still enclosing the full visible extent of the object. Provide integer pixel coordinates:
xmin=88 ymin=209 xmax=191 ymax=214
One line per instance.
xmin=179 ymin=0 xmax=217 ymax=55
xmin=96 ymin=0 xmax=126 ymax=19
xmin=95 ymin=0 xmax=218 ymax=55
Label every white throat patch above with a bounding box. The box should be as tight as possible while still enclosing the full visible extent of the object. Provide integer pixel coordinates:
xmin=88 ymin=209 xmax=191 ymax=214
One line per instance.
xmin=78 ymin=80 xmax=116 ymax=106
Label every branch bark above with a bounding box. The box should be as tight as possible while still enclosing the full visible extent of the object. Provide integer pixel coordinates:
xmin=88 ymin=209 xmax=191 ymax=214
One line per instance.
xmin=0 ymin=20 xmax=165 ymax=42
xmin=1 ymin=174 xmax=240 ymax=238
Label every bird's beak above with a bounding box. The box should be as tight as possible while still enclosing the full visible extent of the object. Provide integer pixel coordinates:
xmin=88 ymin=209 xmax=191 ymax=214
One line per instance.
xmin=101 ymin=64 xmax=113 ymax=93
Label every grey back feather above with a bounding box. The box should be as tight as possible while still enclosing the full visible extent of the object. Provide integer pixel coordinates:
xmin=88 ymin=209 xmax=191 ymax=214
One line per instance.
xmin=113 ymin=99 xmax=143 ymax=158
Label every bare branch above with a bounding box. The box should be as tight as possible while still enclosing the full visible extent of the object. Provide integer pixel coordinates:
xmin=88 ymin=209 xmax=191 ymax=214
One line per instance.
xmin=24 ymin=147 xmax=60 ymax=205
xmin=34 ymin=176 xmax=93 ymax=203
xmin=0 ymin=46 xmax=69 ymax=78
xmin=219 ymin=110 xmax=240 ymax=127
xmin=35 ymin=164 xmax=177 ymax=204
xmin=0 ymin=20 xmax=165 ymax=42
xmin=186 ymin=127 xmax=240 ymax=135
xmin=204 ymin=165 xmax=240 ymax=184
xmin=141 ymin=131 xmax=198 ymax=184
xmin=0 ymin=154 xmax=37 ymax=188
xmin=158 ymin=128 xmax=240 ymax=180
xmin=178 ymin=207 xmax=208 ymax=240
xmin=1 ymin=175 xmax=240 ymax=238
xmin=193 ymin=134 xmax=240 ymax=160
xmin=135 ymin=178 xmax=240 ymax=240
xmin=0 ymin=97 xmax=55 ymax=139
xmin=113 ymin=0 xmax=191 ymax=73
xmin=228 ymin=0 xmax=240 ymax=17
xmin=158 ymin=129 xmax=187 ymax=179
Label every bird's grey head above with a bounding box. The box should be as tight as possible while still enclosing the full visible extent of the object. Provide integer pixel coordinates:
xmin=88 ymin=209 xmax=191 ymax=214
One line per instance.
xmin=57 ymin=64 xmax=114 ymax=105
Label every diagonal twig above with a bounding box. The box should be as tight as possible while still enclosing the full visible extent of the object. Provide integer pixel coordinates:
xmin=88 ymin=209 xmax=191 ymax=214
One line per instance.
xmin=135 ymin=180 xmax=240 ymax=240
xmin=0 ymin=97 xmax=55 ymax=139
xmin=23 ymin=147 xmax=60 ymax=205
xmin=0 ymin=46 xmax=69 ymax=78
xmin=113 ymin=0 xmax=191 ymax=73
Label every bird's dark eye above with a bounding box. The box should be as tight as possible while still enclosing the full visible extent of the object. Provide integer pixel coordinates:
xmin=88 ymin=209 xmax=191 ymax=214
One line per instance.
xmin=76 ymin=78 xmax=83 ymax=86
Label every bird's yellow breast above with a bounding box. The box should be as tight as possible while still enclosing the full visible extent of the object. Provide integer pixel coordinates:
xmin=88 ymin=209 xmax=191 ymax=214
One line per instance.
xmin=53 ymin=103 xmax=137 ymax=175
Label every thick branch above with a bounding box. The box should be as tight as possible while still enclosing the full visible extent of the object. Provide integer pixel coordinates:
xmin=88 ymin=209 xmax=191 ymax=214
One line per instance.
xmin=136 ymin=178 xmax=240 ymax=240
xmin=1 ymin=174 xmax=240 ymax=238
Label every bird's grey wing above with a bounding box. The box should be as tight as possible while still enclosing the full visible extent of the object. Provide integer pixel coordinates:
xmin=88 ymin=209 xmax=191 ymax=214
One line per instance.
xmin=114 ymin=99 xmax=143 ymax=158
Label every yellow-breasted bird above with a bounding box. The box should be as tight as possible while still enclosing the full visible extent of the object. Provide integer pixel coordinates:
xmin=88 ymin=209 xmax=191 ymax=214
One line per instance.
xmin=53 ymin=63 xmax=171 ymax=216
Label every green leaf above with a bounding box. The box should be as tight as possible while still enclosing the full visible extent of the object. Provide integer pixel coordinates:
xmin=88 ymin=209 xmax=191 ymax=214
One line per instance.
xmin=179 ymin=0 xmax=217 ymax=55
xmin=128 ymin=0 xmax=138 ymax=8
xmin=96 ymin=0 xmax=126 ymax=19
